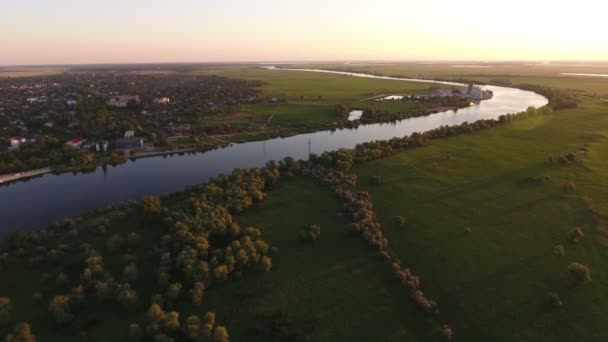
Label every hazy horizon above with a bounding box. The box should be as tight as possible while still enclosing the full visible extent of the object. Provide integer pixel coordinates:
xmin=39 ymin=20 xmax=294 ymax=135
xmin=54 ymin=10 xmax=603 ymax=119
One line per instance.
xmin=2 ymin=0 xmax=607 ymax=66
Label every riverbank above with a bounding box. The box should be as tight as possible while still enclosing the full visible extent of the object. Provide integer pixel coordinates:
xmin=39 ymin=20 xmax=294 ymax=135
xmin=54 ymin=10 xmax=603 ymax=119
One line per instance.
xmin=0 ymin=168 xmax=51 ymax=185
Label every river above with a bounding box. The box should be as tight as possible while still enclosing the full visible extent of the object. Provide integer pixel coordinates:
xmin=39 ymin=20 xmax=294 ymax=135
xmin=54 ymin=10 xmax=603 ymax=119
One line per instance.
xmin=0 ymin=68 xmax=548 ymax=233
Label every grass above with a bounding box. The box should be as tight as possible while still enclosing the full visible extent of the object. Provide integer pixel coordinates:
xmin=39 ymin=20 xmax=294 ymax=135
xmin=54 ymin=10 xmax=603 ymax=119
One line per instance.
xmin=0 ymin=67 xmax=67 ymax=78
xmin=289 ymin=62 xmax=608 ymax=97
xmin=351 ymin=98 xmax=608 ymax=341
xmin=196 ymin=178 xmax=433 ymax=341
xmin=0 ymin=210 xmax=167 ymax=341
xmin=194 ymin=67 xmax=432 ymax=102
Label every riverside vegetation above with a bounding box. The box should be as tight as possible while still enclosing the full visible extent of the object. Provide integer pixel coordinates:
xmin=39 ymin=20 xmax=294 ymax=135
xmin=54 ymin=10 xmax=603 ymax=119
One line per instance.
xmin=2 ymin=65 xmax=607 ymax=341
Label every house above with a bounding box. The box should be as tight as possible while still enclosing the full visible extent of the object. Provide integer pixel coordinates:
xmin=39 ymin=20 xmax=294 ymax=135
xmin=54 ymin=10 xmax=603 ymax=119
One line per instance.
xmin=66 ymin=137 xmax=87 ymax=148
xmin=107 ymin=95 xmax=140 ymax=108
xmin=124 ymin=130 xmax=135 ymax=138
xmin=10 ymin=137 xmax=27 ymax=148
xmin=154 ymin=97 xmax=171 ymax=104
xmin=115 ymin=137 xmax=143 ymax=149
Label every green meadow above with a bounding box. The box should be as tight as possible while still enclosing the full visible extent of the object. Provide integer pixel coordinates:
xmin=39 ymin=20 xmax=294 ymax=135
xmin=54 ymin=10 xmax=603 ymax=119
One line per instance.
xmin=352 ymin=98 xmax=608 ymax=341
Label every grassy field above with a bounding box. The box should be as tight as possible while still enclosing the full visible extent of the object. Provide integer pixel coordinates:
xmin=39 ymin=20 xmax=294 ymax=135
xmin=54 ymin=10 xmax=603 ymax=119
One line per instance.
xmin=194 ymin=67 xmax=434 ymax=132
xmin=197 ymin=178 xmax=433 ymax=341
xmin=194 ymin=67 xmax=432 ymax=102
xmin=352 ymin=98 xmax=608 ymax=341
xmin=289 ymin=62 xmax=608 ymax=97
xmin=0 ymin=67 xmax=67 ymax=78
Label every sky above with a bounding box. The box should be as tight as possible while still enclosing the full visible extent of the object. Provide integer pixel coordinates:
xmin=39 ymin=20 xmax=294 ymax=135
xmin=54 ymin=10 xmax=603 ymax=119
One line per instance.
xmin=1 ymin=0 xmax=607 ymax=65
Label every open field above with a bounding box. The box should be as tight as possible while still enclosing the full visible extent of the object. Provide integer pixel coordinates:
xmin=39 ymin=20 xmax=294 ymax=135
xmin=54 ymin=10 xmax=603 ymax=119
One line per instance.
xmin=352 ymin=98 xmax=608 ymax=341
xmin=0 ymin=67 xmax=67 ymax=78
xmin=194 ymin=67 xmax=432 ymax=102
xmin=199 ymin=178 xmax=431 ymax=341
xmin=290 ymin=63 xmax=608 ymax=97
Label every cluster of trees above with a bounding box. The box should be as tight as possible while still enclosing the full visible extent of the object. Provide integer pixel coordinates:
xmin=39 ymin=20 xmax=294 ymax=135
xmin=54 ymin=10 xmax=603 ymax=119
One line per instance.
xmin=128 ymin=306 xmax=229 ymax=341
xmin=517 ymin=84 xmax=578 ymax=110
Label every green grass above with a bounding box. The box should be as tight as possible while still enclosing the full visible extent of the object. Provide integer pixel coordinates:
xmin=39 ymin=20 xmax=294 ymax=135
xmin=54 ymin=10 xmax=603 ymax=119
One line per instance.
xmin=288 ymin=62 xmax=608 ymax=97
xmin=197 ymin=178 xmax=433 ymax=341
xmin=194 ymin=67 xmax=432 ymax=102
xmin=351 ymin=98 xmax=608 ymax=341
xmin=241 ymin=103 xmax=336 ymax=127
xmin=0 ymin=68 xmax=67 ymax=78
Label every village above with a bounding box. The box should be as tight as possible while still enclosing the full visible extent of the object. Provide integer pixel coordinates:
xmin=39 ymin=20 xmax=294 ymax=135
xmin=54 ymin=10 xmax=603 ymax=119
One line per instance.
xmin=0 ymin=70 xmax=264 ymax=173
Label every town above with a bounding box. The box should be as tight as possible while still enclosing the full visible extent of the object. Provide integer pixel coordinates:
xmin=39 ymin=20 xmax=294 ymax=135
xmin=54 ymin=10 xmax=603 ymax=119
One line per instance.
xmin=0 ymin=69 xmax=264 ymax=173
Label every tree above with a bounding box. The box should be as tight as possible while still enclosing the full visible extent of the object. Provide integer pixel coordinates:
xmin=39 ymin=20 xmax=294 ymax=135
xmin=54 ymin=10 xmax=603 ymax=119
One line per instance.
xmin=162 ymin=311 xmax=180 ymax=333
xmin=553 ymin=245 xmax=565 ymax=257
xmin=184 ymin=315 xmax=202 ymax=339
xmin=148 ymin=303 xmax=165 ymax=322
xmin=5 ymin=322 xmax=36 ymax=342
xmin=568 ymin=262 xmax=592 ymax=286
xmin=213 ymin=326 xmax=229 ymax=342
xmin=48 ymin=296 xmax=73 ymax=324
xmin=191 ymin=282 xmax=205 ymax=307
xmin=260 ymin=256 xmax=272 ymax=272
xmin=128 ymin=323 xmax=143 ymax=342
xmin=394 ymin=216 xmax=407 ymax=229
xmin=115 ymin=284 xmax=138 ymax=309
xmin=0 ymin=297 xmax=11 ymax=325
xmin=568 ymin=227 xmax=584 ymax=243
xmin=123 ymin=262 xmax=138 ymax=283
xmin=143 ymin=196 xmax=162 ymax=215
xmin=166 ymin=283 xmax=182 ymax=303
xmin=370 ymin=176 xmax=383 ymax=185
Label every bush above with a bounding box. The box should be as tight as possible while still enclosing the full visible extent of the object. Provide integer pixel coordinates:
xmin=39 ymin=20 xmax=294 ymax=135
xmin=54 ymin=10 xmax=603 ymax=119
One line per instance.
xmin=143 ymin=196 xmax=162 ymax=215
xmin=5 ymin=322 xmax=36 ymax=342
xmin=394 ymin=216 xmax=407 ymax=229
xmin=49 ymin=295 xmax=73 ymax=324
xmin=123 ymin=262 xmax=138 ymax=283
xmin=0 ymin=297 xmax=11 ymax=325
xmin=213 ymin=326 xmax=230 ymax=342
xmin=561 ymin=180 xmax=576 ymax=193
xmin=553 ymin=245 xmax=565 ymax=257
xmin=545 ymin=292 xmax=563 ymax=309
xmin=192 ymin=282 xmax=205 ymax=307
xmin=568 ymin=227 xmax=584 ymax=244
xmin=370 ymin=175 xmax=383 ymax=185
xmin=299 ymin=224 xmax=321 ymax=242
xmin=568 ymin=262 xmax=592 ymax=286
xmin=128 ymin=323 xmax=143 ymax=341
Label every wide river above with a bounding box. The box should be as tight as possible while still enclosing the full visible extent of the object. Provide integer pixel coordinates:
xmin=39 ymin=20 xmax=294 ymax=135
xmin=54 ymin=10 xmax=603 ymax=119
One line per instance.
xmin=0 ymin=68 xmax=547 ymax=233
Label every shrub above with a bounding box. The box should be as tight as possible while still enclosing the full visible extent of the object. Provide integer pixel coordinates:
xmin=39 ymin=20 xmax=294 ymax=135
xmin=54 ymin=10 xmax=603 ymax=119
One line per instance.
xmin=191 ymin=282 xmax=205 ymax=307
xmin=545 ymin=292 xmax=563 ymax=309
xmin=568 ymin=227 xmax=584 ymax=244
xmin=394 ymin=216 xmax=407 ymax=229
xmin=143 ymin=196 xmax=162 ymax=215
xmin=5 ymin=322 xmax=36 ymax=342
xmin=185 ymin=315 xmax=202 ymax=339
xmin=166 ymin=283 xmax=182 ymax=303
xmin=553 ymin=245 xmax=565 ymax=257
xmin=128 ymin=323 xmax=143 ymax=341
xmin=123 ymin=262 xmax=138 ymax=283
xmin=49 ymin=295 xmax=73 ymax=324
xmin=568 ymin=262 xmax=592 ymax=286
xmin=0 ymin=297 xmax=11 ymax=325
xmin=370 ymin=175 xmax=383 ymax=185
xmin=115 ymin=284 xmax=138 ymax=309
xmin=260 ymin=256 xmax=272 ymax=272
xmin=300 ymin=225 xmax=321 ymax=242
xmin=213 ymin=326 xmax=230 ymax=342
xmin=561 ymin=180 xmax=576 ymax=193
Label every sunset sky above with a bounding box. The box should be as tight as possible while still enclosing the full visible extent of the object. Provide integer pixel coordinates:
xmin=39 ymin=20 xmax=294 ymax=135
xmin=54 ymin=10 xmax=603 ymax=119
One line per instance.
xmin=1 ymin=0 xmax=607 ymax=65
